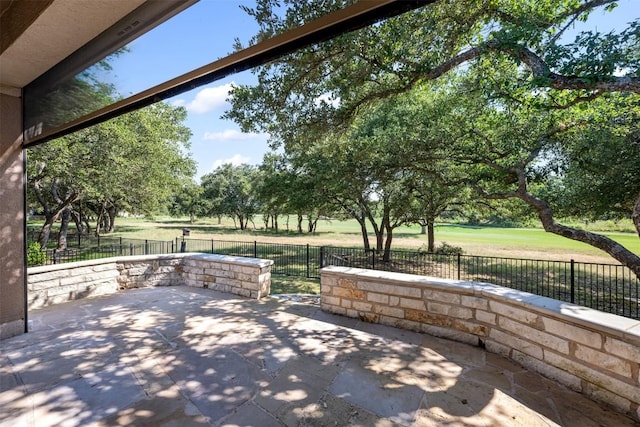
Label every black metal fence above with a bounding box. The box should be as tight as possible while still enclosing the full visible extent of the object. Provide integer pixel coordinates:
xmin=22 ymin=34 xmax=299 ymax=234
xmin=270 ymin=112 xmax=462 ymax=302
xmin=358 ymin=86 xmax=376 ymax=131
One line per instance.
xmin=28 ymin=234 xmax=639 ymax=319
xmin=40 ymin=237 xmax=176 ymax=265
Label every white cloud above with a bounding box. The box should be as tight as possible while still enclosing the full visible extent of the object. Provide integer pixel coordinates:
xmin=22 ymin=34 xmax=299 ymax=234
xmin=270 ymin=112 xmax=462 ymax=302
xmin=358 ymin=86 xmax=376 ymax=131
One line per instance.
xmin=171 ymin=99 xmax=186 ymax=107
xmin=211 ymin=154 xmax=251 ymax=170
xmin=184 ymin=82 xmax=235 ymax=113
xmin=203 ymin=129 xmax=268 ymax=142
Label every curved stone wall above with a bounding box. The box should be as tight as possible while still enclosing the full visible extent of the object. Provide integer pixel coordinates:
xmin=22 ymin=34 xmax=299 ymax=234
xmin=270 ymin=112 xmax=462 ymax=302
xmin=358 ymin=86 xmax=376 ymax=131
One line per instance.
xmin=320 ymin=266 xmax=640 ymax=421
xmin=27 ymin=253 xmax=273 ymax=309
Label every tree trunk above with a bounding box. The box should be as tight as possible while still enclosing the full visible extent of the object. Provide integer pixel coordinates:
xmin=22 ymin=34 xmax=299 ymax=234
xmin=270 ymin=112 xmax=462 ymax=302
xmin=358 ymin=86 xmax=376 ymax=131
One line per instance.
xmin=95 ymin=201 xmax=107 ymax=236
xmin=38 ymin=215 xmax=56 ymax=249
xmin=274 ymin=214 xmax=279 ymax=234
xmin=297 ymin=214 xmax=303 ymax=234
xmin=356 ymin=213 xmax=370 ymax=251
xmin=57 ymin=207 xmax=71 ymax=250
xmin=632 ymin=190 xmax=640 ymax=238
xmin=190 ymin=211 xmax=195 ymax=224
xmin=382 ymin=222 xmax=393 ymax=262
xmin=420 ymin=224 xmax=427 ymax=235
xmin=106 ymin=205 xmax=116 ymax=233
xmin=427 ymin=219 xmax=435 ymax=253
xmin=517 ymin=186 xmax=640 ymax=279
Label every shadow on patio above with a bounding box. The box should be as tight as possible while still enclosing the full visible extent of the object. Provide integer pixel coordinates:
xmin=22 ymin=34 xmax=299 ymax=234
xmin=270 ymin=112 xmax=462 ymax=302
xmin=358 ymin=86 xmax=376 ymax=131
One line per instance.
xmin=0 ymin=287 xmax=633 ymax=426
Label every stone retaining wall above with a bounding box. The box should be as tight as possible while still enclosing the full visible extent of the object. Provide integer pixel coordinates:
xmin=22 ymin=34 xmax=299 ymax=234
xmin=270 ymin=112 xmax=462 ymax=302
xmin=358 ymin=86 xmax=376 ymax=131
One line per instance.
xmin=27 ymin=253 xmax=273 ymax=309
xmin=320 ymin=266 xmax=640 ymax=421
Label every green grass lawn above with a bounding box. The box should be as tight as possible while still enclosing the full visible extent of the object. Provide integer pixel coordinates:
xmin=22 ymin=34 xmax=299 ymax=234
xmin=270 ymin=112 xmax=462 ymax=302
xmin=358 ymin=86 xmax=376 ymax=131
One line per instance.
xmin=29 ymin=215 xmax=640 ymax=264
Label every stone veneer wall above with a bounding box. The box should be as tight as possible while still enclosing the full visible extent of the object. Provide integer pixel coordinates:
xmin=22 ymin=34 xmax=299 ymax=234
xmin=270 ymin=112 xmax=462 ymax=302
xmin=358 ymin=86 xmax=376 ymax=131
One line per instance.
xmin=27 ymin=253 xmax=273 ymax=309
xmin=320 ymin=266 xmax=640 ymax=421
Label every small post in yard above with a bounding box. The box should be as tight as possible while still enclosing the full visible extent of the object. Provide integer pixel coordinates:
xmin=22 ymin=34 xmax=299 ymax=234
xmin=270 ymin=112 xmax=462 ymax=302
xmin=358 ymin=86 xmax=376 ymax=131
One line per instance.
xmin=52 ymin=248 xmax=57 ymax=264
xmin=457 ymin=253 xmax=461 ymax=281
xmin=306 ymin=244 xmax=310 ymax=278
xmin=211 ymin=239 xmax=215 ymax=254
xmin=570 ymin=259 xmax=575 ymax=303
xmin=254 ymin=241 xmax=258 ymax=258
xmin=320 ymin=246 xmax=325 ymax=269
xmin=129 ymin=243 xmax=134 ymax=256
xmin=145 ymin=239 xmax=149 ymax=255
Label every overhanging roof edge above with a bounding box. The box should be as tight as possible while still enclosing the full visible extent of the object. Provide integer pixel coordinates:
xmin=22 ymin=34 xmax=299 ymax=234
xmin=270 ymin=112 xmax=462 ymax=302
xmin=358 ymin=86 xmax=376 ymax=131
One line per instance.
xmin=24 ymin=0 xmax=432 ymax=147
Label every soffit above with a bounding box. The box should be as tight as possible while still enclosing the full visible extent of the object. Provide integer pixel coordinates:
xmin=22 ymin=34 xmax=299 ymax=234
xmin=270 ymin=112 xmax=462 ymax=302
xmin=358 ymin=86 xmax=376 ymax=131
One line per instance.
xmin=0 ymin=0 xmax=146 ymax=91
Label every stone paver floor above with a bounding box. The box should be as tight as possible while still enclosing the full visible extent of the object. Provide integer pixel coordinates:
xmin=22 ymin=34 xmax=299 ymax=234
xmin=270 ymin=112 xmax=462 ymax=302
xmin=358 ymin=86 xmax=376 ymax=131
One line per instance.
xmin=0 ymin=286 xmax=635 ymax=426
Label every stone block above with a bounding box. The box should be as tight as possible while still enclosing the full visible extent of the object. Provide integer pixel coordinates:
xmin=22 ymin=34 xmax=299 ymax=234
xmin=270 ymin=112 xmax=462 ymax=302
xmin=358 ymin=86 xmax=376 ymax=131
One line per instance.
xmin=423 ymin=289 xmax=461 ymax=305
xmin=489 ymin=301 xmax=540 ymax=325
xmin=453 ymin=319 xmax=487 ymax=336
xmin=358 ymin=281 xmax=421 ymax=298
xmin=352 ymin=301 xmax=372 ymax=312
xmin=585 ymin=382 xmax=633 ymax=416
xmin=511 ymin=350 xmax=582 ymax=392
xmin=542 ymin=317 xmax=603 ymax=349
xmin=322 ymin=296 xmax=341 ymax=306
xmin=426 ymin=302 xmax=473 ymax=320
xmin=421 ymin=323 xmax=478 ymax=346
xmin=389 ymin=296 xmax=400 ymax=306
xmin=333 ymin=287 xmax=365 ymax=300
xmin=489 ymin=329 xmax=543 ymax=360
xmin=358 ymin=312 xmax=380 ymax=323
xmin=29 ymin=278 xmax=59 ymax=291
xmin=405 ymin=309 xmax=450 ymax=327
xmin=45 ymin=284 xmax=79 ymax=297
xmin=475 ymin=310 xmax=496 ymax=325
xmin=499 ymin=317 xmax=569 ymax=354
xmin=485 ymin=340 xmax=511 ymax=358
xmin=337 ymin=278 xmax=357 ymax=289
xmin=27 ymin=269 xmax=69 ymax=283
xmin=603 ymin=337 xmax=640 ymax=363
xmin=367 ymin=292 xmax=389 ymax=305
xmin=574 ymin=344 xmax=632 ymax=377
xmin=544 ymin=351 xmax=639 ymax=405
xmin=341 ymin=299 xmax=352 ymax=309
xmin=399 ymin=298 xmax=424 ymax=310
xmin=374 ymin=305 xmax=405 ymax=319
xmin=321 ymin=275 xmax=338 ymax=287
xmin=461 ymin=295 xmax=488 ymax=310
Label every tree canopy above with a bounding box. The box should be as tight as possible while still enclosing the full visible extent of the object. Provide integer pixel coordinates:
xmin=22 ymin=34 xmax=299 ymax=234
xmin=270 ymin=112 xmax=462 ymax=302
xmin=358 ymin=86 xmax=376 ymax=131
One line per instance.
xmin=224 ymin=0 xmax=640 ymax=276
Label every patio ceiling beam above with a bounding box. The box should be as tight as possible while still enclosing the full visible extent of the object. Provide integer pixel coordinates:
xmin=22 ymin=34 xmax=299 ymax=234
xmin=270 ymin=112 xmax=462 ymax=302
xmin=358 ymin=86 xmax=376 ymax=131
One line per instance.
xmin=23 ymin=0 xmax=433 ymax=147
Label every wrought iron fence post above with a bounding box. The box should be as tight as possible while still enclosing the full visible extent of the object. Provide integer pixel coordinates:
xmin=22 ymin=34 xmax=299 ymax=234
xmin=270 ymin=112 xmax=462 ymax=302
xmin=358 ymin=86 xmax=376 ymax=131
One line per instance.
xmin=52 ymin=249 xmax=57 ymax=264
xmin=457 ymin=253 xmax=461 ymax=280
xmin=130 ymin=243 xmax=134 ymax=256
xmin=145 ymin=240 xmax=149 ymax=255
xmin=211 ymin=239 xmax=215 ymax=254
xmin=306 ymin=244 xmax=310 ymax=278
xmin=371 ymin=250 xmax=375 ymax=270
xmin=97 ymin=235 xmax=100 ymax=248
xmin=320 ymin=246 xmax=325 ymax=268
xmin=570 ymin=259 xmax=575 ymax=303
xmin=254 ymin=241 xmax=258 ymax=258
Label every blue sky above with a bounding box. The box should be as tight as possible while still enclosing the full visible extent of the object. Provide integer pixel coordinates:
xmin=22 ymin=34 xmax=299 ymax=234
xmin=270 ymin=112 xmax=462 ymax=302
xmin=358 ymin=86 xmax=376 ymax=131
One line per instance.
xmin=108 ymin=0 xmax=638 ymax=181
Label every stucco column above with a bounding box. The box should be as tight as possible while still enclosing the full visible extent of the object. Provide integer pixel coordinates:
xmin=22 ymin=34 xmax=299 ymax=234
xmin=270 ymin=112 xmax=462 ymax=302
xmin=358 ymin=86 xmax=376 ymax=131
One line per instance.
xmin=0 ymin=91 xmax=26 ymax=339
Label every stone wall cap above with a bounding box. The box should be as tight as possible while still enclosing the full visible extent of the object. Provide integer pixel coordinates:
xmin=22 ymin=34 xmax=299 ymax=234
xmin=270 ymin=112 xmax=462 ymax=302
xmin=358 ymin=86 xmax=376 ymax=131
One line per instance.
xmin=321 ymin=266 xmax=478 ymax=291
xmin=186 ymin=253 xmax=274 ymax=267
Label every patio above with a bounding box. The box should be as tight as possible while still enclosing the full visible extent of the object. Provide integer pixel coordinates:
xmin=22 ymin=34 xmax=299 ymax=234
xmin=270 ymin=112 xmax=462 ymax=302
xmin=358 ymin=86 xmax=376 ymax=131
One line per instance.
xmin=0 ymin=286 xmax=634 ymax=426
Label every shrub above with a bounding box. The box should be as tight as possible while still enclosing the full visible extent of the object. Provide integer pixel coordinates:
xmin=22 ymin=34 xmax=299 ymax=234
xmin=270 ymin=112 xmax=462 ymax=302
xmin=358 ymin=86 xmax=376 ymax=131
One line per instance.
xmin=434 ymin=242 xmax=464 ymax=255
xmin=27 ymin=242 xmax=47 ymax=266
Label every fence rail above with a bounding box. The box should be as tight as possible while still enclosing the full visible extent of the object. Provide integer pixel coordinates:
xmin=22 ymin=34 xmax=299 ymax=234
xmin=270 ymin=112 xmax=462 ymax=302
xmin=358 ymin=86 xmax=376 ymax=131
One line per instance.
xmin=28 ymin=235 xmax=639 ymax=319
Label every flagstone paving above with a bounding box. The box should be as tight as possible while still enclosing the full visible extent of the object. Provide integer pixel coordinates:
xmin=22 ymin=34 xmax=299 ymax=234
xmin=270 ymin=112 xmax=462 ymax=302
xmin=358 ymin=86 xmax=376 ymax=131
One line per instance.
xmin=0 ymin=286 xmax=635 ymax=426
